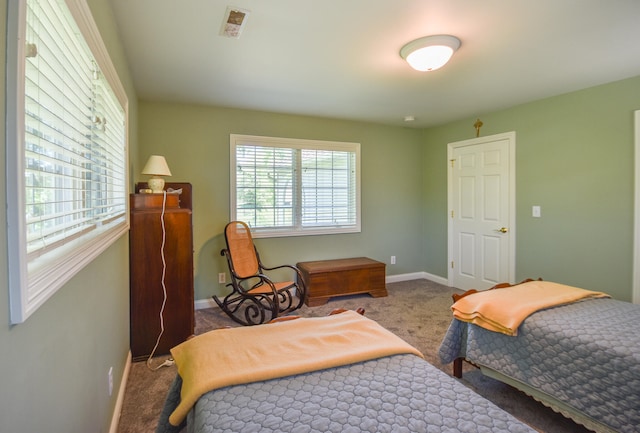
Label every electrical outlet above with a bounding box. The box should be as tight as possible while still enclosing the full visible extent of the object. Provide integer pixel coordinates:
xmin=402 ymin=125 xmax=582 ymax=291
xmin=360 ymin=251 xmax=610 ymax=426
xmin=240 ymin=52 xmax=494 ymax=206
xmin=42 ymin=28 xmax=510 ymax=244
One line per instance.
xmin=108 ymin=367 xmax=113 ymax=396
xmin=218 ymin=272 xmax=226 ymax=284
xmin=391 ymin=256 xmax=396 ymax=265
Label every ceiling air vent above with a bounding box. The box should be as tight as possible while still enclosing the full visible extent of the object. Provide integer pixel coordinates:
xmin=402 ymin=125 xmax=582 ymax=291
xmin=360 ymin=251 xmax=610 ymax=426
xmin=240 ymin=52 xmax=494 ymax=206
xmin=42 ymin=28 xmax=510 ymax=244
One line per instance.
xmin=220 ymin=6 xmax=250 ymax=39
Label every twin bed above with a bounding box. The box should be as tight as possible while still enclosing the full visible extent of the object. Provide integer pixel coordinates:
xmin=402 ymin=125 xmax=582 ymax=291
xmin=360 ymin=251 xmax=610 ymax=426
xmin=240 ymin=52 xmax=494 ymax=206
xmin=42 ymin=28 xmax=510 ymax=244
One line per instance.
xmin=156 ymin=280 xmax=639 ymax=433
xmin=156 ymin=309 xmax=536 ymax=433
xmin=439 ymin=279 xmax=640 ymax=433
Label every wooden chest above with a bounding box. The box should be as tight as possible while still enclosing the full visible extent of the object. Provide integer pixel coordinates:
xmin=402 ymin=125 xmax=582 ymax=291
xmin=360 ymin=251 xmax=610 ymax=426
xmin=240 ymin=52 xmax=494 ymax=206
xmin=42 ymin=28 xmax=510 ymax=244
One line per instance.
xmin=296 ymin=257 xmax=387 ymax=307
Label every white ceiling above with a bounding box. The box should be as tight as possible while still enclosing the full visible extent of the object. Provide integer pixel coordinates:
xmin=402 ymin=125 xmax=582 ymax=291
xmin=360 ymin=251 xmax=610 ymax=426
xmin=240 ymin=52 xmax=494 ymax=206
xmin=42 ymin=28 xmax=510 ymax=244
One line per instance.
xmin=109 ymin=0 xmax=640 ymax=128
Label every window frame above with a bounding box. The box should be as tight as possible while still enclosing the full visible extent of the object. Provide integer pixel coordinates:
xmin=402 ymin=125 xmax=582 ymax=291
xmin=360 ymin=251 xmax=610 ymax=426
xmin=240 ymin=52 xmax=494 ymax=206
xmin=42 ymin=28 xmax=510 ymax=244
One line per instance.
xmin=5 ymin=0 xmax=129 ymax=324
xmin=230 ymin=134 xmax=361 ymax=238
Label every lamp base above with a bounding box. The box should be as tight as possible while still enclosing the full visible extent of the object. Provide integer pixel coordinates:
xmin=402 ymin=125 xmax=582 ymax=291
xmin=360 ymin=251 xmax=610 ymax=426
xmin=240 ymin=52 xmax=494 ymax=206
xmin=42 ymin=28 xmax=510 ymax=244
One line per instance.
xmin=147 ymin=177 xmax=165 ymax=193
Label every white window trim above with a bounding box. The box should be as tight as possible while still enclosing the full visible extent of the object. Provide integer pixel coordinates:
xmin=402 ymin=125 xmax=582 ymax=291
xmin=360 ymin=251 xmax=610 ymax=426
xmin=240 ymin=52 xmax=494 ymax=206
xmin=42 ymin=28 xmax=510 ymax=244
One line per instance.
xmin=5 ymin=0 xmax=129 ymax=324
xmin=230 ymin=134 xmax=361 ymax=238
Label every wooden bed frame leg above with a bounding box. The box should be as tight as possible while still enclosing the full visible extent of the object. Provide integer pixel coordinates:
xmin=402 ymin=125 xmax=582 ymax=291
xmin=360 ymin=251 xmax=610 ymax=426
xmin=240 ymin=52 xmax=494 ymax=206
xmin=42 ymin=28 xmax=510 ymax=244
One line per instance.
xmin=453 ymin=358 xmax=463 ymax=378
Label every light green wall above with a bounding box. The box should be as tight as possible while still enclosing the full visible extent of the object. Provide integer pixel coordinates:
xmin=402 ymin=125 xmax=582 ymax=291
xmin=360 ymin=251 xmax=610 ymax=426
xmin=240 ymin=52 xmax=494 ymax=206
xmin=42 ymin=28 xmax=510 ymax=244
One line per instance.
xmin=422 ymin=75 xmax=640 ymax=301
xmin=0 ymin=0 xmax=137 ymax=432
xmin=137 ymin=103 xmax=424 ymax=300
xmin=140 ymin=76 xmax=640 ymax=303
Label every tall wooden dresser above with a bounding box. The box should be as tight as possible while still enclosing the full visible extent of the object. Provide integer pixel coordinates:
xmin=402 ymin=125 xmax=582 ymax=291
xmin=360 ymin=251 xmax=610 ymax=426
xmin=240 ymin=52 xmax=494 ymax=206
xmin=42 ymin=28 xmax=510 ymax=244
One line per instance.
xmin=129 ymin=183 xmax=194 ymax=361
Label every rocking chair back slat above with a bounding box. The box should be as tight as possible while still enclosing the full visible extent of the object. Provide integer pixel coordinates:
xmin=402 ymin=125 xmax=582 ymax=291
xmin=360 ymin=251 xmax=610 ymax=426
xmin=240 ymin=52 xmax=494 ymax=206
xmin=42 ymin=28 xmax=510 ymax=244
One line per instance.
xmin=226 ymin=222 xmax=260 ymax=278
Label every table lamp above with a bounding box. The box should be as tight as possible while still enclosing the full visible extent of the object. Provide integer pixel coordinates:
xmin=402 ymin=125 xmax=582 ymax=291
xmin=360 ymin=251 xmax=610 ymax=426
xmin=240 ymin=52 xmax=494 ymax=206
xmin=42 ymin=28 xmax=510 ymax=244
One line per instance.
xmin=141 ymin=155 xmax=172 ymax=193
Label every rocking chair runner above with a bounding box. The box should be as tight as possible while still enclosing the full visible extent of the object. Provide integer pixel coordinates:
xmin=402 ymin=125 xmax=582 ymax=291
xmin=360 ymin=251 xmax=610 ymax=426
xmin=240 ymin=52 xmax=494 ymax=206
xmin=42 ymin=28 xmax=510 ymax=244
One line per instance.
xmin=213 ymin=221 xmax=307 ymax=326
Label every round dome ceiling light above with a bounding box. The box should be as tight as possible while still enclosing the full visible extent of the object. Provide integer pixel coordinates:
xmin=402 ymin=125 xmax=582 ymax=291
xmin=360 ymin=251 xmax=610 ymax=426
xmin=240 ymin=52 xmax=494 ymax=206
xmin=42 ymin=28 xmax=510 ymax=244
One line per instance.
xmin=400 ymin=35 xmax=461 ymax=72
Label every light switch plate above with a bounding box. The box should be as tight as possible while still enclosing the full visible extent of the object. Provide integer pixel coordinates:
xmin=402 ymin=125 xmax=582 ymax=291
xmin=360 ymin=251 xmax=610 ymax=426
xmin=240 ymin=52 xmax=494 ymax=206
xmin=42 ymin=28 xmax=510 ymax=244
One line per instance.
xmin=532 ymin=205 xmax=541 ymax=218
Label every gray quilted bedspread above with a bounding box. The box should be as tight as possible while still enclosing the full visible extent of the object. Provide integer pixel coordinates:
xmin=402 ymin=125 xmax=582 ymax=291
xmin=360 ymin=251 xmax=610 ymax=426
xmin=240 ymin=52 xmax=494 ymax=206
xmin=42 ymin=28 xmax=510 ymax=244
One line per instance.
xmin=156 ymin=354 xmax=536 ymax=433
xmin=438 ymin=297 xmax=640 ymax=433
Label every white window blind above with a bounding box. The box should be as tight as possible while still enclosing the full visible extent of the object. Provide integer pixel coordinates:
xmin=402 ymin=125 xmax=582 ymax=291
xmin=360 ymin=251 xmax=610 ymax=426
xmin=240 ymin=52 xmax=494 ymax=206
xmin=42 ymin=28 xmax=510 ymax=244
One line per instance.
xmin=231 ymin=135 xmax=360 ymax=237
xmin=6 ymin=0 xmax=129 ymax=323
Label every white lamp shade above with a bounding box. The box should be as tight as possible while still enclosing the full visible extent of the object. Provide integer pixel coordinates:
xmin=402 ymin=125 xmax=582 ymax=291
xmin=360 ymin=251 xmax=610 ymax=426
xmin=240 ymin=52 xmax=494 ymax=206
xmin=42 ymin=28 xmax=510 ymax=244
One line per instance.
xmin=141 ymin=155 xmax=172 ymax=176
xmin=142 ymin=155 xmax=171 ymax=193
xmin=400 ymin=35 xmax=461 ymax=72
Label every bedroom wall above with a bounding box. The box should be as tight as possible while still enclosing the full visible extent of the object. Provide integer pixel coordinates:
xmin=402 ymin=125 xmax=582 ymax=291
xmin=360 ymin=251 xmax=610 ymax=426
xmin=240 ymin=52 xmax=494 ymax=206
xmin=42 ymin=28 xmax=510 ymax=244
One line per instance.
xmin=0 ymin=0 xmax=138 ymax=432
xmin=136 ymin=102 xmax=425 ymax=301
xmin=421 ymin=75 xmax=640 ymax=301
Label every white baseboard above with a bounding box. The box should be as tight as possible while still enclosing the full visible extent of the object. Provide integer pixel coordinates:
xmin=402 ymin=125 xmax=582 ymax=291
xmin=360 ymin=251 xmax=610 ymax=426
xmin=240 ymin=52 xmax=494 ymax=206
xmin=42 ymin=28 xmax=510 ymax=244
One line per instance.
xmin=385 ymin=271 xmax=449 ymax=286
xmin=194 ymin=272 xmax=450 ymax=309
xmin=109 ymin=350 xmax=132 ymax=433
xmin=195 ymin=297 xmax=217 ymax=310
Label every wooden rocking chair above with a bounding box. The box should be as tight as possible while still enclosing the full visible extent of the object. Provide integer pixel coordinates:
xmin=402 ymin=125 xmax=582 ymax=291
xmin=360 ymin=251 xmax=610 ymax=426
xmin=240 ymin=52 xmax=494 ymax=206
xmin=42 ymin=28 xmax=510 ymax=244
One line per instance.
xmin=213 ymin=221 xmax=307 ymax=325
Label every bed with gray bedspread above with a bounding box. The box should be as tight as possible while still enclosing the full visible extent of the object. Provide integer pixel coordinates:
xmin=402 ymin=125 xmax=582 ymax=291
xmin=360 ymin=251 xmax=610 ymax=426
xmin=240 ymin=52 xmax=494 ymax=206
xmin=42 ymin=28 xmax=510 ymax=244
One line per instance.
xmin=438 ymin=297 xmax=640 ymax=433
xmin=156 ymin=353 xmax=536 ymax=433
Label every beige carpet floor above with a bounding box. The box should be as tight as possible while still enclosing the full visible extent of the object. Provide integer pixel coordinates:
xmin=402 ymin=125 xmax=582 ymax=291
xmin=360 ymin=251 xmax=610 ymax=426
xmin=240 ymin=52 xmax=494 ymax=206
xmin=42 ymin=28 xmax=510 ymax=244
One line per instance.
xmin=117 ymin=279 xmax=593 ymax=433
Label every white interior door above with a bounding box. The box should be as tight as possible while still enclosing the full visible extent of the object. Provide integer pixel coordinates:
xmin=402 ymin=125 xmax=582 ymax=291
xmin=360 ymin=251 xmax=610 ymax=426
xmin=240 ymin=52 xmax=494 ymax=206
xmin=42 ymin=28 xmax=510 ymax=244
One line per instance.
xmin=448 ymin=132 xmax=516 ymax=291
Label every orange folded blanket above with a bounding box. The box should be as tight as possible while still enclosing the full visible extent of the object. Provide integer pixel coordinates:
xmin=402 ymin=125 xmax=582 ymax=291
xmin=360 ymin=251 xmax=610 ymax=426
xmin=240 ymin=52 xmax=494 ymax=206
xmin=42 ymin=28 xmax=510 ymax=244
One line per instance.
xmin=452 ymin=280 xmax=609 ymax=336
xmin=168 ymin=310 xmax=423 ymax=426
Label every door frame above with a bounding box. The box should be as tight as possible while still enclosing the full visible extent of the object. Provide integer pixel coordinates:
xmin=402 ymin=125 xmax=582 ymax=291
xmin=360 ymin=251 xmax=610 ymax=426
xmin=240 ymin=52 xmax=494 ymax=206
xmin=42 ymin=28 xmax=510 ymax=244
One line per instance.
xmin=447 ymin=131 xmax=516 ymax=288
xmin=634 ymin=110 xmax=640 ymax=303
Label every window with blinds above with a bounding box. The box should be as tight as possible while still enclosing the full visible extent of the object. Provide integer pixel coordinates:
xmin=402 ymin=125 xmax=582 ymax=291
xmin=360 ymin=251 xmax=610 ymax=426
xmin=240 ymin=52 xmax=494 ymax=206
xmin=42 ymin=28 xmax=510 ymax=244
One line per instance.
xmin=6 ymin=0 xmax=129 ymax=323
xmin=230 ymin=135 xmax=360 ymax=237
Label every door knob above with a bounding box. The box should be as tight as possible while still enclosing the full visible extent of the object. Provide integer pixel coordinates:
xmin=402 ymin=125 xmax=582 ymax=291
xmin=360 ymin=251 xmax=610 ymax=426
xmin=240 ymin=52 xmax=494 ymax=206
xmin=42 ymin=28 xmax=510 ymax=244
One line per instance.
xmin=497 ymin=227 xmax=508 ymax=233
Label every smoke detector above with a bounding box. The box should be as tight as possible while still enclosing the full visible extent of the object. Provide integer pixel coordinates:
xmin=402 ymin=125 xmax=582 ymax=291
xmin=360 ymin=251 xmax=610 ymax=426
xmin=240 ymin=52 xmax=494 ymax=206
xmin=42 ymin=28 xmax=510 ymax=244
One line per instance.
xmin=220 ymin=6 xmax=250 ymax=38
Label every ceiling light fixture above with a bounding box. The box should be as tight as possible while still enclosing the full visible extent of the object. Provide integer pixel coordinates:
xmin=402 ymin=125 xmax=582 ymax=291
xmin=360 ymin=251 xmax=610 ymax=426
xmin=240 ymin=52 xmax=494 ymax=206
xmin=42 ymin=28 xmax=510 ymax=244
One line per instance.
xmin=400 ymin=35 xmax=461 ymax=72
